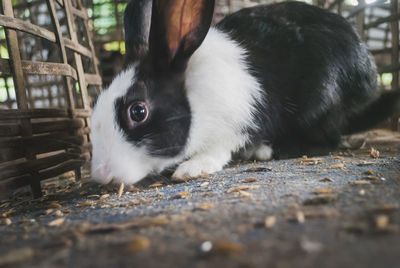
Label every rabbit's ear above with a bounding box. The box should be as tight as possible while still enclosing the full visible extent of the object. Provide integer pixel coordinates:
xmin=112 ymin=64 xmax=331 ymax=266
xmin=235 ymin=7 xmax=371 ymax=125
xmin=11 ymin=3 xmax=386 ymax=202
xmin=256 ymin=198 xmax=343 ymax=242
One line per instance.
xmin=149 ymin=0 xmax=215 ymax=72
xmin=123 ymin=0 xmax=153 ymax=64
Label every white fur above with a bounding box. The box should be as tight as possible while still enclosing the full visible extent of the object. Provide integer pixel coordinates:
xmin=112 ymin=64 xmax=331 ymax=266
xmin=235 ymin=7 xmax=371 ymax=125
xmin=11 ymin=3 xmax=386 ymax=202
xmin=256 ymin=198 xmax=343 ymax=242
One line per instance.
xmin=91 ymin=28 xmax=265 ymax=184
xmin=91 ymin=68 xmax=181 ymax=184
xmin=173 ymin=28 xmax=263 ymax=179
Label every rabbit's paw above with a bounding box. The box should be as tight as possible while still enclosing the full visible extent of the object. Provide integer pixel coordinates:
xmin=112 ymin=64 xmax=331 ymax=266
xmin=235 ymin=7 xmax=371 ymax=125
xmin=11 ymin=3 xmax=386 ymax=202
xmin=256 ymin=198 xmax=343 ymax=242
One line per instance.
xmin=172 ymin=153 xmax=230 ymax=182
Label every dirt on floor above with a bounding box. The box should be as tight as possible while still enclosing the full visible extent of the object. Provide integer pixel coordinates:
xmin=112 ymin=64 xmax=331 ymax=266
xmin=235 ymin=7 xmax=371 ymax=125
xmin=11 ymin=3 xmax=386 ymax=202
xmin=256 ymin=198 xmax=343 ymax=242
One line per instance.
xmin=0 ymin=129 xmax=399 ymax=268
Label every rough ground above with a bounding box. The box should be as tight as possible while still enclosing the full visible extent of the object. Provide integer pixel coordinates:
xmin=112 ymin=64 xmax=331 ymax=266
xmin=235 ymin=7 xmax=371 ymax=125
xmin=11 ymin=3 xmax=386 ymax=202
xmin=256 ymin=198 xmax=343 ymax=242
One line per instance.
xmin=0 ymin=129 xmax=399 ymax=268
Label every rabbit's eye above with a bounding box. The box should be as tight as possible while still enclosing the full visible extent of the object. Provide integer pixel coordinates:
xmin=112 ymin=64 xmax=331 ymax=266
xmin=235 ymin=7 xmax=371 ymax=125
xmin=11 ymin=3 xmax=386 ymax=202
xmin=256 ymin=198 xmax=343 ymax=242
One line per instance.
xmin=128 ymin=102 xmax=148 ymax=124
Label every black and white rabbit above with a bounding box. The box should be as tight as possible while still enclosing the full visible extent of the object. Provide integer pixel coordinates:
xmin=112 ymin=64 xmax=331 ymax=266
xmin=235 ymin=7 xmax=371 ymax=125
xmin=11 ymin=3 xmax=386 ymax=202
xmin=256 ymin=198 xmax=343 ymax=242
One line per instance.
xmin=91 ymin=0 xmax=400 ymax=184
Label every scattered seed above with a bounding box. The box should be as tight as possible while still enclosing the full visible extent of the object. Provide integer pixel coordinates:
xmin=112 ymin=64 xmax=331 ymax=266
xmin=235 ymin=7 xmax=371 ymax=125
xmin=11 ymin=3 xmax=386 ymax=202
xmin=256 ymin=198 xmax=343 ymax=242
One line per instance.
xmin=45 ymin=209 xmax=54 ymax=215
xmin=265 ymin=216 xmax=276 ymax=228
xmin=314 ymin=189 xmax=332 ymax=194
xmin=357 ymin=161 xmax=376 ymax=166
xmin=208 ymin=241 xmax=243 ymax=255
xmin=198 ymin=204 xmax=213 ymax=211
xmin=363 ymin=176 xmax=379 ymax=181
xmin=54 ymin=210 xmax=63 ymax=217
xmin=359 ymin=189 xmax=366 ymax=196
xmin=125 ymin=236 xmax=150 ymax=252
xmin=149 ymin=182 xmax=163 ymax=188
xmin=47 ymin=201 xmax=62 ymax=209
xmin=300 ymin=239 xmax=324 ymax=253
xmin=296 ymin=211 xmax=305 ymax=223
xmin=243 ymin=167 xmax=272 ymax=172
xmin=87 ymin=194 xmax=100 ymax=198
xmin=375 ymin=215 xmax=389 ymax=229
xmin=331 ymin=155 xmax=343 ymax=159
xmin=353 ymin=180 xmax=371 ymax=185
xmin=118 ymin=183 xmax=124 ymax=198
xmin=372 ymin=204 xmax=398 ymax=213
xmin=126 ymin=185 xmax=139 ymax=192
xmin=370 ymin=147 xmax=380 ymax=158
xmin=76 ymin=201 xmax=91 ymax=207
xmin=227 ymin=185 xmax=260 ymax=194
xmin=364 ymin=169 xmax=375 ymax=175
xmin=303 ymin=194 xmax=338 ymax=205
xmin=238 ymin=190 xmax=253 ymax=198
xmin=100 ymin=194 xmax=110 ymax=200
xmin=200 ymin=241 xmax=213 ymax=252
xmin=300 ymin=157 xmax=323 ymax=165
xmin=200 ymin=182 xmax=209 ymax=187
xmin=0 ymin=218 xmax=12 ymax=225
xmin=330 ymin=163 xmax=344 ymax=169
xmin=320 ymin=178 xmax=334 ymax=182
xmin=175 ymin=192 xmax=189 ymax=199
xmin=48 ymin=217 xmax=65 ymax=227
xmin=242 ymin=178 xmax=258 ymax=183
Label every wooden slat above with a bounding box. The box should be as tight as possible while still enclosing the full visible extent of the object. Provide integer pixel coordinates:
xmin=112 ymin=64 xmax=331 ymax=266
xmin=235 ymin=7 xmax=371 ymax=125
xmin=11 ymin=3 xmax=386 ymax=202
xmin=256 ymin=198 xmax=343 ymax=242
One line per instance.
xmin=71 ymin=6 xmax=88 ymax=20
xmin=32 ymin=118 xmax=85 ymax=134
xmin=365 ymin=14 xmax=400 ymax=29
xmin=0 ymin=123 xmax=20 ymax=137
xmin=0 ymin=14 xmax=57 ymax=42
xmin=63 ymin=38 xmax=93 ymax=58
xmin=0 ymin=59 xmax=78 ymax=79
xmin=85 ymin=73 xmax=102 ymax=86
xmin=0 ymin=109 xmax=69 ymax=120
xmin=21 ymin=61 xmax=78 ymax=80
xmin=0 ymin=152 xmax=89 ymax=180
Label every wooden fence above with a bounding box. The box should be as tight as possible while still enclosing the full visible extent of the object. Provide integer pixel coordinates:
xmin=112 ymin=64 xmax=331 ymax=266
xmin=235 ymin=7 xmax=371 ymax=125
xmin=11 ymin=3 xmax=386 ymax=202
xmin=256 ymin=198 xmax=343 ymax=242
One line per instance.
xmin=0 ymin=0 xmax=102 ymax=197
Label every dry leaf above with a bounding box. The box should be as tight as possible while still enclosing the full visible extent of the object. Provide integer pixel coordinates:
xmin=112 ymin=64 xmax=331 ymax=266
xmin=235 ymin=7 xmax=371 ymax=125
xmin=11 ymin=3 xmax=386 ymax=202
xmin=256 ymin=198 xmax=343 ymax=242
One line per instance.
xmin=48 ymin=217 xmax=65 ymax=227
xmin=125 ymin=236 xmax=150 ymax=252
xmin=330 ymin=163 xmax=344 ymax=169
xmin=265 ymin=216 xmax=276 ymax=228
xmin=87 ymin=194 xmax=100 ymax=198
xmin=370 ymin=147 xmax=380 ymax=158
xmin=227 ymin=185 xmax=260 ymax=194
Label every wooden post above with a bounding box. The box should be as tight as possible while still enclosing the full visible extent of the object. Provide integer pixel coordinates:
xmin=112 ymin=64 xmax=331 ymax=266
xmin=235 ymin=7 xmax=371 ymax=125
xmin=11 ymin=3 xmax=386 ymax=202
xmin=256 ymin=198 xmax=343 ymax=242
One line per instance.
xmin=390 ymin=0 xmax=399 ymax=130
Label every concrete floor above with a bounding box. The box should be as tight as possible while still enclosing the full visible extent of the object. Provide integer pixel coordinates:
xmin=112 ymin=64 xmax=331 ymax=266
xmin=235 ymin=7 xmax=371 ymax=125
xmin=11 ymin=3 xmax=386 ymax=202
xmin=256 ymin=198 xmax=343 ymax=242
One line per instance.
xmin=0 ymin=129 xmax=399 ymax=268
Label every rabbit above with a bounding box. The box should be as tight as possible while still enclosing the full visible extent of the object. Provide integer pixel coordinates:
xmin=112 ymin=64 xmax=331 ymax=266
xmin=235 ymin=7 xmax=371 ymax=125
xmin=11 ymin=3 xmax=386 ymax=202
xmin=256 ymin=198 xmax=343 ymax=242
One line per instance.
xmin=91 ymin=0 xmax=400 ymax=184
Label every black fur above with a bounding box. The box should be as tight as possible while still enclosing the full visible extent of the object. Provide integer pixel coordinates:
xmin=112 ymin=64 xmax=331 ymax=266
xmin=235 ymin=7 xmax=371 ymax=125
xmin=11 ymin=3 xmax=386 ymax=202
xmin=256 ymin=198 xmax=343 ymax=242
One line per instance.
xmin=124 ymin=0 xmax=153 ymax=63
xmin=116 ymin=0 xmax=215 ymax=158
xmin=115 ymin=72 xmax=191 ymax=157
xmin=217 ymin=1 xmax=397 ymax=158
